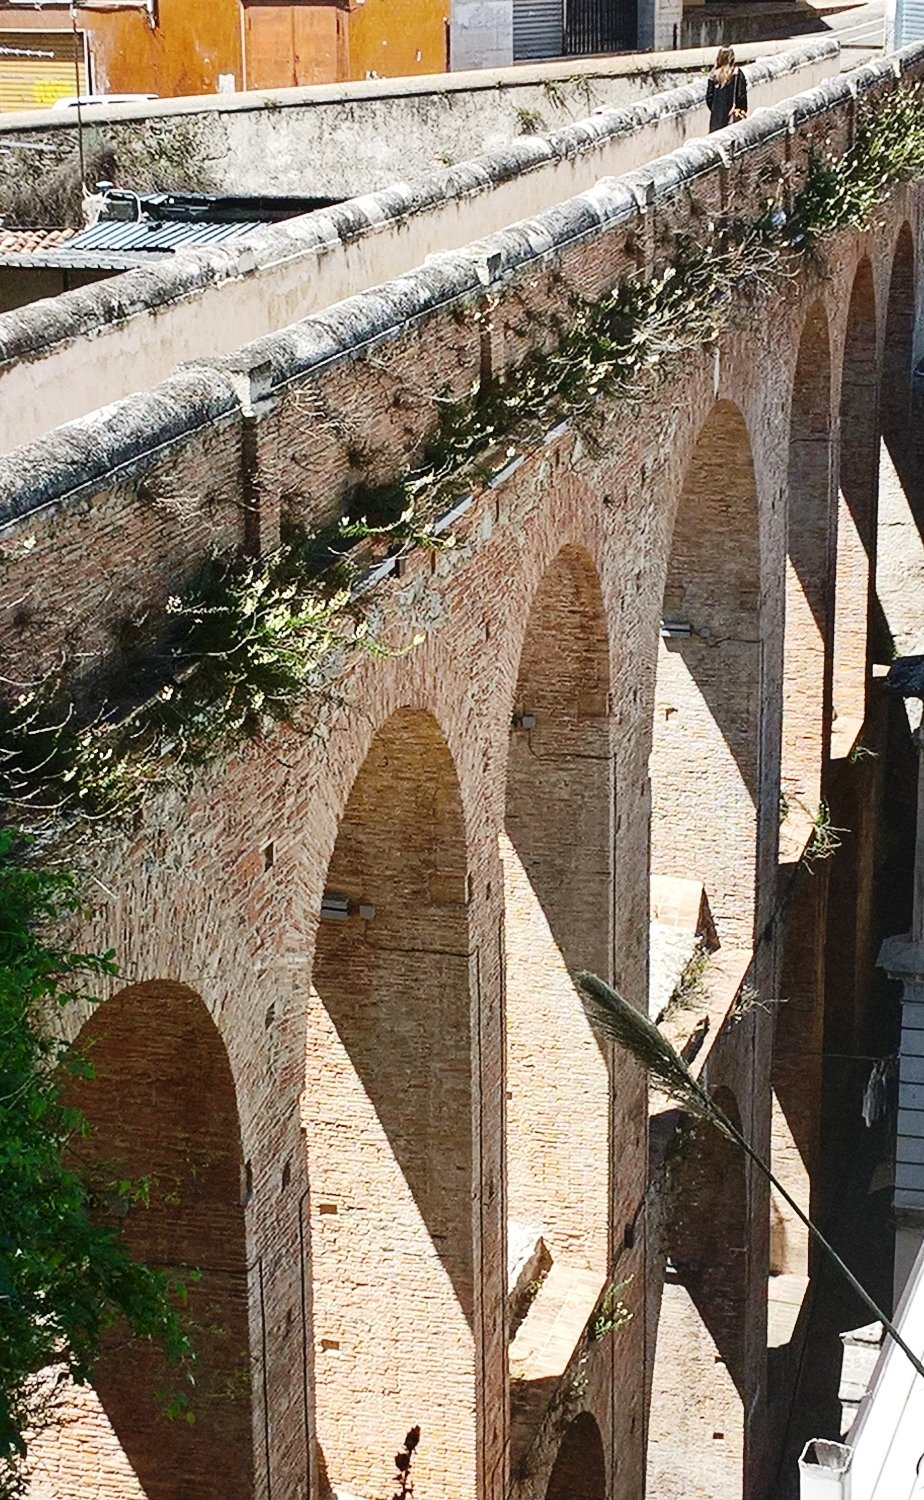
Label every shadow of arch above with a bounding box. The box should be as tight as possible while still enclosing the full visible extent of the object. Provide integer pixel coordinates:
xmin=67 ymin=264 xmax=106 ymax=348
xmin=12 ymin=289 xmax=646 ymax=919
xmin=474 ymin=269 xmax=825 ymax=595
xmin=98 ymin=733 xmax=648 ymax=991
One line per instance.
xmin=647 ymin=1088 xmax=748 ymax=1500
xmin=834 ymin=260 xmax=878 ymax=730
xmin=782 ymin=300 xmax=832 ymax=822
xmin=69 ymin=980 xmax=253 ymax=1500
xmin=650 ymin=398 xmax=760 ymax=948
xmin=307 ymin=707 xmax=475 ymax=1499
xmin=875 ymin=222 xmax=920 ymax=662
xmin=546 ymin=1411 xmax=606 ymax=1500
xmin=504 ymin=543 xmax=612 ymax=1276
xmin=669 ymin=1086 xmax=749 ymax=1397
xmin=882 ymin=222 xmax=916 ymax=476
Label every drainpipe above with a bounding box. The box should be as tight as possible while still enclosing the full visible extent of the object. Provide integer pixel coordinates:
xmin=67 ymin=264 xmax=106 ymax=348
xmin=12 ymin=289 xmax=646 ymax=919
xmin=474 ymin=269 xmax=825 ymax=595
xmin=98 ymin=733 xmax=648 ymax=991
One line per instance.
xmin=799 ymin=1439 xmax=853 ymax=1499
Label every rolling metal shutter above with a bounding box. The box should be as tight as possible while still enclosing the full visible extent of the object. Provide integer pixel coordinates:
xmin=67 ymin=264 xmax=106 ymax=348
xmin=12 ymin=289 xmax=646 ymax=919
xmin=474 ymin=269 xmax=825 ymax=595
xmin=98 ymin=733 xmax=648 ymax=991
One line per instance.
xmin=512 ymin=0 xmax=564 ymax=60
xmin=0 ymin=30 xmax=89 ymax=113
xmin=896 ymin=0 xmax=924 ymax=46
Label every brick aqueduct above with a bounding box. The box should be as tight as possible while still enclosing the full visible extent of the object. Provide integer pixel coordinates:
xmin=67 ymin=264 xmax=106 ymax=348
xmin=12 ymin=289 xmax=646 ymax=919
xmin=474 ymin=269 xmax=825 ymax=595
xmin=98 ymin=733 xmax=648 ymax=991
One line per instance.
xmin=3 ymin=42 xmax=923 ymax=1500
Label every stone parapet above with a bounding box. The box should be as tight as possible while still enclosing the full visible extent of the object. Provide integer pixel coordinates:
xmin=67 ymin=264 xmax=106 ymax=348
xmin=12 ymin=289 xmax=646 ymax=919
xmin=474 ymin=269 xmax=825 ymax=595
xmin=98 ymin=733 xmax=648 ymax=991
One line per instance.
xmin=0 ymin=36 xmax=839 ymax=448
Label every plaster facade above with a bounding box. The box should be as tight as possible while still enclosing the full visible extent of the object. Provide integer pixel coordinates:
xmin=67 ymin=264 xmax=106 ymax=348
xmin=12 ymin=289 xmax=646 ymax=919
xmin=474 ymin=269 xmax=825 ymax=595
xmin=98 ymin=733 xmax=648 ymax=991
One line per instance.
xmin=0 ymin=0 xmax=449 ymax=98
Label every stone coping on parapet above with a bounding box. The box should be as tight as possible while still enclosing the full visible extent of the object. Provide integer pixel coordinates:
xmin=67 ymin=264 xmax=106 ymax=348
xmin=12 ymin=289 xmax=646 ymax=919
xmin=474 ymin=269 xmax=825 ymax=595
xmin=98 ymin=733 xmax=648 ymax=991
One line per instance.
xmin=0 ymin=40 xmax=919 ymax=531
xmin=0 ymin=36 xmax=838 ymax=378
xmin=0 ymin=37 xmax=838 ymax=134
xmin=0 ymin=366 xmax=240 ymax=526
xmin=198 ymin=46 xmax=911 ymax=391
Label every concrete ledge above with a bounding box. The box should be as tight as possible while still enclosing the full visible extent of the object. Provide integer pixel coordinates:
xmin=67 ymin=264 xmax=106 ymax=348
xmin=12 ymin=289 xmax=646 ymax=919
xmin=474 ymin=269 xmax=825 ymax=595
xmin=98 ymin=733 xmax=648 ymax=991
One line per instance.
xmin=0 ymin=36 xmax=841 ymax=134
xmin=0 ymin=37 xmax=838 ymax=376
xmin=0 ymin=36 xmax=841 ymax=451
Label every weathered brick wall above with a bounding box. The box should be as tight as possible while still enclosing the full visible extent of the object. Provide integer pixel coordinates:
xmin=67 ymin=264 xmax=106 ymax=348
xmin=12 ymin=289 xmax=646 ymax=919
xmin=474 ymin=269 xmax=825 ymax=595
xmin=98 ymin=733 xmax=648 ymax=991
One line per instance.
xmin=833 ymin=258 xmax=878 ymax=740
xmin=307 ymin=709 xmax=477 ymax=1500
xmin=0 ymin=374 xmax=241 ymax=694
xmin=73 ymin=982 xmax=253 ymax=1500
xmin=649 ymin=396 xmax=762 ymax=949
xmin=648 ymin=1088 xmax=750 ymax=1500
xmin=2 ymin=47 xmax=922 ymax=1500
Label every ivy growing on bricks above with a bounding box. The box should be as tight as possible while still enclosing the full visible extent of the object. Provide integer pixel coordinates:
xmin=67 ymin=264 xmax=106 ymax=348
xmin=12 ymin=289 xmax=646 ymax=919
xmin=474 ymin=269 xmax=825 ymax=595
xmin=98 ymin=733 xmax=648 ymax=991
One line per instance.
xmin=0 ymin=78 xmax=922 ymax=1490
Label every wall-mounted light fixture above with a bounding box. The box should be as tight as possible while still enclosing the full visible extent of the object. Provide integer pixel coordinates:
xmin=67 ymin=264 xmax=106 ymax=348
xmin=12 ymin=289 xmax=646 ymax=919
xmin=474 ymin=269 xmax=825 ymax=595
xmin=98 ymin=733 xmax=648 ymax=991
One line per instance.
xmin=320 ymin=891 xmax=350 ymax=922
xmin=660 ymin=619 xmax=693 ymax=639
xmin=512 ymin=711 xmax=537 ymax=730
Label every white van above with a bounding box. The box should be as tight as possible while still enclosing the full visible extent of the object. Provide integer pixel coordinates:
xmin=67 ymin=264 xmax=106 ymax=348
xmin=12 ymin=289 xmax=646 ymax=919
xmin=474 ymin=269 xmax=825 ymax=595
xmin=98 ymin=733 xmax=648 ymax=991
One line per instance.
xmin=51 ymin=93 xmax=157 ymax=110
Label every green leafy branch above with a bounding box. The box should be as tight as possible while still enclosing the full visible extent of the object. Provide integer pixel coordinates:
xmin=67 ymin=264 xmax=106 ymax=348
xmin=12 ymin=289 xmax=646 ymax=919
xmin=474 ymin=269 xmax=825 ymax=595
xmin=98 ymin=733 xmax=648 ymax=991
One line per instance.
xmin=803 ymin=799 xmax=848 ymax=865
xmin=590 ymin=1279 xmax=633 ymax=1341
xmin=0 ymin=544 xmax=371 ymax=830
xmin=0 ymin=831 xmax=193 ymax=1497
xmin=577 ymin=973 xmax=924 ymax=1385
xmin=789 ymin=84 xmax=924 ymax=249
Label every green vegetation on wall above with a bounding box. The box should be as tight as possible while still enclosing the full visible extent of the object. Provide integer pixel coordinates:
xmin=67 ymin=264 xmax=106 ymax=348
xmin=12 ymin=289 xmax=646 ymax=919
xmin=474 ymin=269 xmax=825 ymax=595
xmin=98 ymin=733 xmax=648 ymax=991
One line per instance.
xmin=0 ymin=833 xmax=192 ymax=1497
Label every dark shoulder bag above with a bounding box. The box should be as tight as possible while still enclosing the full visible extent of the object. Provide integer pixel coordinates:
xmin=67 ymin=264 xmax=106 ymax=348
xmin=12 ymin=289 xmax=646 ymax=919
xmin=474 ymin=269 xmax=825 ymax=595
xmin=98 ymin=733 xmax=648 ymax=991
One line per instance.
xmin=730 ymin=69 xmax=747 ymax=124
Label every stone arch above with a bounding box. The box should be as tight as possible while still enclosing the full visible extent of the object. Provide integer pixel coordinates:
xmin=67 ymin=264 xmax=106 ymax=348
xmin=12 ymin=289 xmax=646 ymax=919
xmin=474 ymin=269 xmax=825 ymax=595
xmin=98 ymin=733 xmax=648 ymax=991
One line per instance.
xmin=545 ymin=1411 xmax=607 ymax=1500
xmin=782 ymin=301 xmax=833 ymax=837
xmin=648 ymin=1087 xmax=749 ymax=1500
xmin=306 ymin=708 xmax=475 ymax=1500
xmin=876 ymin=221 xmax=920 ymax=663
xmin=62 ymin=981 xmax=253 ymax=1500
xmin=833 ymin=259 xmax=878 ymax=735
xmin=770 ymin=867 xmax=826 ymax=1285
xmin=650 ymin=399 xmax=761 ymax=951
xmin=504 ymin=544 xmax=612 ymax=1279
xmin=768 ymin=280 xmax=875 ymax=1295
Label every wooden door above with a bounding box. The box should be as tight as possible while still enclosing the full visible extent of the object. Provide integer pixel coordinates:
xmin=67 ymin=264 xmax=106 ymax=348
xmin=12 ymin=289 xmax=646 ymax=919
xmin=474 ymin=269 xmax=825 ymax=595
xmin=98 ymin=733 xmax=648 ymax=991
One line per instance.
xmin=243 ymin=3 xmax=344 ymax=89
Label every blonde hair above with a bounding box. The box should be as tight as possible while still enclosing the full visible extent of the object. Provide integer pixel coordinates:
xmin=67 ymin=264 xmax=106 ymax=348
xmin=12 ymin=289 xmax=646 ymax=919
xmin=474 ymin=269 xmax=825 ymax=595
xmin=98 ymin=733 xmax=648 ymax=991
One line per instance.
xmin=712 ymin=47 xmax=736 ymax=85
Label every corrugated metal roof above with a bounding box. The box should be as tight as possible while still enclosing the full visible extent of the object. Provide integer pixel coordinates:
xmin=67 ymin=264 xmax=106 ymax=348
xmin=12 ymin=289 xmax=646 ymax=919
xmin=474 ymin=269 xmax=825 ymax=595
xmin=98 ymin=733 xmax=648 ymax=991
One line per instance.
xmin=0 ymin=190 xmax=322 ymax=273
xmin=66 ymin=216 xmax=264 ymax=254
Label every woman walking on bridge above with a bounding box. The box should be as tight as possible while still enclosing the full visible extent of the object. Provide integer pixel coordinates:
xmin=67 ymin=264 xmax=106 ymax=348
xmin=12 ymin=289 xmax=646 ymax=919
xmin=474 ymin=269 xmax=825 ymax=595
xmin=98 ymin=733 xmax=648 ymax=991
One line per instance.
xmin=707 ymin=47 xmax=748 ymax=131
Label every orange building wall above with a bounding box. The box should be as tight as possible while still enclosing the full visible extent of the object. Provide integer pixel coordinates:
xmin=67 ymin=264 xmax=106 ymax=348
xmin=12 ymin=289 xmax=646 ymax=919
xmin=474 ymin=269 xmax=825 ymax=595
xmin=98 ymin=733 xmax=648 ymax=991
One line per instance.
xmin=346 ymin=0 xmax=448 ymax=79
xmin=0 ymin=0 xmax=449 ymax=102
xmin=0 ymin=0 xmax=242 ymax=99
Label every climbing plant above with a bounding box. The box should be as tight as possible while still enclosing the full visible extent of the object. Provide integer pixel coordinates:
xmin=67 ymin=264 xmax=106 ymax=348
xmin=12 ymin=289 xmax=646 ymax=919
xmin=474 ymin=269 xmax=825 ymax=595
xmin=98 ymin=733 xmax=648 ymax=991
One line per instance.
xmin=0 ymin=545 xmax=361 ymax=828
xmin=790 ymin=83 xmax=924 ymax=248
xmin=0 ymin=831 xmax=193 ymax=1497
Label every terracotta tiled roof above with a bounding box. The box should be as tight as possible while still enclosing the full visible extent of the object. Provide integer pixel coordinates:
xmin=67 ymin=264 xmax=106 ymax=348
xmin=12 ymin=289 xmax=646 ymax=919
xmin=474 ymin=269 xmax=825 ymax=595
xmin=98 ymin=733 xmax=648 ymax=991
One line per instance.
xmin=0 ymin=226 xmax=77 ymax=254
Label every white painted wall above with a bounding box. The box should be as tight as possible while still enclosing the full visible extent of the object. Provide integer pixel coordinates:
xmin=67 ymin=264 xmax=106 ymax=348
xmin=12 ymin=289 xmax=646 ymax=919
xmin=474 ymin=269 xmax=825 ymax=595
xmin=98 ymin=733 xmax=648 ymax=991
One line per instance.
xmin=0 ymin=43 xmax=819 ymax=203
xmin=801 ymin=1237 xmax=924 ymax=1500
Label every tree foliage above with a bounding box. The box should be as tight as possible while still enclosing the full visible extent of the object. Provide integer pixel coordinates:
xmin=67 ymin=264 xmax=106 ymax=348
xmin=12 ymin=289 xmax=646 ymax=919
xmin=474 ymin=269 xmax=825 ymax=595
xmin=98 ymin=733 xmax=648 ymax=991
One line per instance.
xmin=0 ymin=831 xmax=191 ymax=1498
